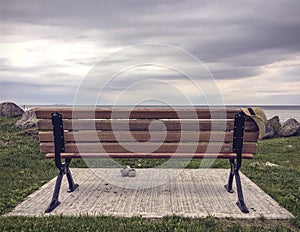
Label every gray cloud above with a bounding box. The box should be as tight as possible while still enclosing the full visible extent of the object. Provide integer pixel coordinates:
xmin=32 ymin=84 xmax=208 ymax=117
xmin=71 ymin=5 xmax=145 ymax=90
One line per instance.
xmin=0 ymin=81 xmax=78 ymax=104
xmin=0 ymin=0 xmax=300 ymax=104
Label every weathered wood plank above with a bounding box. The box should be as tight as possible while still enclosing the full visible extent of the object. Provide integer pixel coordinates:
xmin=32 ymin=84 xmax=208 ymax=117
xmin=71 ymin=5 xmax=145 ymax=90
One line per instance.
xmin=39 ymin=131 xmax=259 ymax=143
xmin=40 ymin=142 xmax=257 ymax=154
xmin=45 ymin=152 xmax=254 ymax=159
xmin=34 ymin=107 xmax=241 ymax=120
xmin=37 ymin=119 xmax=258 ymax=131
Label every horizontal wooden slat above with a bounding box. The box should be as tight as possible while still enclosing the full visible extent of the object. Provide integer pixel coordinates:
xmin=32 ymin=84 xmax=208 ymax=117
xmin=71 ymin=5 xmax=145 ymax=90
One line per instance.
xmin=45 ymin=152 xmax=254 ymax=159
xmin=37 ymin=119 xmax=258 ymax=132
xmin=40 ymin=142 xmax=257 ymax=154
xmin=39 ymin=131 xmax=259 ymax=143
xmin=34 ymin=107 xmax=241 ymax=120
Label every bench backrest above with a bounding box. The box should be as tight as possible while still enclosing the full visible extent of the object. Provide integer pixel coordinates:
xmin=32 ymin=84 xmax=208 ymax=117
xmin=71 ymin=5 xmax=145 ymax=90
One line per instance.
xmin=35 ymin=108 xmax=259 ymax=158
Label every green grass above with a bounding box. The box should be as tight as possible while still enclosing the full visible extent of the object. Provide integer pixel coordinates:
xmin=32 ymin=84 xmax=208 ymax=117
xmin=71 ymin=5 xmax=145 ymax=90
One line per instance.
xmin=242 ymin=137 xmax=300 ymax=229
xmin=0 ymin=116 xmax=299 ymax=231
xmin=0 ymin=215 xmax=296 ymax=232
xmin=0 ymin=117 xmax=57 ymax=215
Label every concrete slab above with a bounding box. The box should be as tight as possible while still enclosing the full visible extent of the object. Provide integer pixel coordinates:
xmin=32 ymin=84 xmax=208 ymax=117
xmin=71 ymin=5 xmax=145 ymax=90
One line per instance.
xmin=7 ymin=168 xmax=294 ymax=219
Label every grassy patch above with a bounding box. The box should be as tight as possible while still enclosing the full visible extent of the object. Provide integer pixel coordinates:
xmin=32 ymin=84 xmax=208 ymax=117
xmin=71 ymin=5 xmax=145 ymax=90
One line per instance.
xmin=0 ymin=215 xmax=296 ymax=232
xmin=0 ymin=117 xmax=57 ymax=215
xmin=0 ymin=116 xmax=299 ymax=231
xmin=243 ymin=137 xmax=300 ymax=228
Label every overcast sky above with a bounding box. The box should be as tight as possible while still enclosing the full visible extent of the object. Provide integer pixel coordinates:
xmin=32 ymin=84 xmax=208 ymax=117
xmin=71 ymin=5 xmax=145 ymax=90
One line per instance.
xmin=1 ymin=0 xmax=300 ymax=106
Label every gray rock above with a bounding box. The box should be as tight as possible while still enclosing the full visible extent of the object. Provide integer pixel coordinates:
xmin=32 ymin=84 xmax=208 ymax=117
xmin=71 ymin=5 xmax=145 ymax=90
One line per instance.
xmin=263 ymin=123 xmax=275 ymax=139
xmin=15 ymin=109 xmax=38 ymax=129
xmin=269 ymin=116 xmax=281 ymax=134
xmin=277 ymin=118 xmax=300 ymax=137
xmin=263 ymin=116 xmax=281 ymax=139
xmin=0 ymin=102 xmax=24 ymax=117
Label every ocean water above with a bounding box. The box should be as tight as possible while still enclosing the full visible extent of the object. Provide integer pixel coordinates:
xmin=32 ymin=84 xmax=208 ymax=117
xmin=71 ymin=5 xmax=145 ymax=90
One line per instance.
xmin=26 ymin=105 xmax=300 ymax=123
xmin=260 ymin=106 xmax=300 ymax=122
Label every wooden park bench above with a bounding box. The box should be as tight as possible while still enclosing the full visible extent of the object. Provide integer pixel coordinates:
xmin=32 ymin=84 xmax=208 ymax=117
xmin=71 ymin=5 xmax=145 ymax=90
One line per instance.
xmin=35 ymin=107 xmax=261 ymax=214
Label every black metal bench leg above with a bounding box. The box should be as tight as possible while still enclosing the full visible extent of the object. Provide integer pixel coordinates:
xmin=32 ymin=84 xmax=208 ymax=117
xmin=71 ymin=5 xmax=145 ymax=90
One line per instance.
xmin=235 ymin=167 xmax=249 ymax=213
xmin=45 ymin=171 xmax=63 ymax=213
xmin=66 ymin=170 xmax=79 ymax=192
xmin=45 ymin=113 xmax=80 ymax=213
xmin=227 ymin=112 xmax=249 ymax=213
xmin=65 ymin=159 xmax=79 ymax=192
xmin=224 ymin=158 xmax=235 ymax=193
xmin=45 ymin=160 xmax=79 ymax=213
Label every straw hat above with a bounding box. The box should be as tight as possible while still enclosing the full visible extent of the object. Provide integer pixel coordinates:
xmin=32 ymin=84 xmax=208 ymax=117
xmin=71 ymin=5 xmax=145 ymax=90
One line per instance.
xmin=241 ymin=107 xmax=267 ymax=139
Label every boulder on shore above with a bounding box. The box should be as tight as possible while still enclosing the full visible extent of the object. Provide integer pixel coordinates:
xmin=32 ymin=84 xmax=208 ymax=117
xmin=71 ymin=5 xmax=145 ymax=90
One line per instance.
xmin=15 ymin=109 xmax=38 ymax=129
xmin=277 ymin=118 xmax=300 ymax=137
xmin=263 ymin=116 xmax=281 ymax=139
xmin=263 ymin=123 xmax=275 ymax=139
xmin=0 ymin=102 xmax=24 ymax=118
